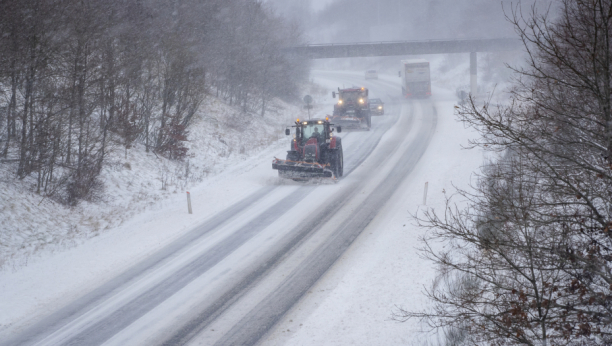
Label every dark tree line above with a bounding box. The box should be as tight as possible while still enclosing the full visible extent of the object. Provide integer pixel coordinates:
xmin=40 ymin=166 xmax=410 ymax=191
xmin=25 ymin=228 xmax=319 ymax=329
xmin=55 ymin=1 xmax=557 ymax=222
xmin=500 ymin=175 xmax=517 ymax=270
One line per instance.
xmin=0 ymin=0 xmax=307 ymax=205
xmin=396 ymin=1 xmax=612 ymax=346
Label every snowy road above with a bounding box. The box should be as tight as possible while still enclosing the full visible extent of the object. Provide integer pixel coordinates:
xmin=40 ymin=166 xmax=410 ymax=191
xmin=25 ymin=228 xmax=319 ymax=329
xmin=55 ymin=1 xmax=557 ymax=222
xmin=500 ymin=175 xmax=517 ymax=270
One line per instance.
xmin=3 ymin=71 xmax=437 ymax=346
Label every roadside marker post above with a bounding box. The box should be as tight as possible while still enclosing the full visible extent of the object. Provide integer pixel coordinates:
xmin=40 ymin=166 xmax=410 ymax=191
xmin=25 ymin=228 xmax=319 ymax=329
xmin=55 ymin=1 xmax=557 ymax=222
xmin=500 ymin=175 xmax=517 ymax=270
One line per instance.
xmin=186 ymin=191 xmax=193 ymax=214
xmin=423 ymin=182 xmax=429 ymax=205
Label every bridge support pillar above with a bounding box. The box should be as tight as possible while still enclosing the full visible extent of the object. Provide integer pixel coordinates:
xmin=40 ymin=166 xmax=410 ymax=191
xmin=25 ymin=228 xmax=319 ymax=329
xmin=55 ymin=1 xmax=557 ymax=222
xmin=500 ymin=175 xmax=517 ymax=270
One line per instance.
xmin=470 ymin=52 xmax=477 ymax=96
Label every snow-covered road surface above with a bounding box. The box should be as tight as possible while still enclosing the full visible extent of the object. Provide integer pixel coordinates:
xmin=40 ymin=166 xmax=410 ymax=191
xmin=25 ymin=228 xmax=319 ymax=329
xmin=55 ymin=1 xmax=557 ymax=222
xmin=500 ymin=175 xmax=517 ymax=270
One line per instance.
xmin=2 ymin=71 xmax=439 ymax=346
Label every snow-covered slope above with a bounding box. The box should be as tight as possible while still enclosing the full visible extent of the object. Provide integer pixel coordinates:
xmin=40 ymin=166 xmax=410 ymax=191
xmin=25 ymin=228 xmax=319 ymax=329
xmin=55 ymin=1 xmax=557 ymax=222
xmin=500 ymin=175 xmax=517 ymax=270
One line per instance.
xmin=0 ymin=88 xmax=326 ymax=270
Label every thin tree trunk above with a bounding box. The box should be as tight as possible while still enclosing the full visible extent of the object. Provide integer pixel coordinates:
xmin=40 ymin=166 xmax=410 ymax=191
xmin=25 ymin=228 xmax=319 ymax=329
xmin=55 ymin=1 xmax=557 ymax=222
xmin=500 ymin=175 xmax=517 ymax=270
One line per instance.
xmin=2 ymin=68 xmax=17 ymax=157
xmin=17 ymin=53 xmax=36 ymax=178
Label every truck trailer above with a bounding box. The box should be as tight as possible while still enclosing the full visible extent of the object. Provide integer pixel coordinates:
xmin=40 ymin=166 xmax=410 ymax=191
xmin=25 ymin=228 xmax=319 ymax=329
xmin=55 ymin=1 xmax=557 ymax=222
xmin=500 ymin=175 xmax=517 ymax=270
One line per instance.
xmin=400 ymin=59 xmax=431 ymax=98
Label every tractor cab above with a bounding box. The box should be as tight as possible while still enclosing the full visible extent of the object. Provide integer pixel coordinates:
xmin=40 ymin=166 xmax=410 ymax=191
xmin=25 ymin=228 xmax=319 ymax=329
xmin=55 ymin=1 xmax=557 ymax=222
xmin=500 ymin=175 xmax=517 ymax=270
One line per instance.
xmin=333 ymin=87 xmax=369 ymax=109
xmin=294 ymin=119 xmax=333 ymax=145
xmin=331 ymin=87 xmax=372 ymax=130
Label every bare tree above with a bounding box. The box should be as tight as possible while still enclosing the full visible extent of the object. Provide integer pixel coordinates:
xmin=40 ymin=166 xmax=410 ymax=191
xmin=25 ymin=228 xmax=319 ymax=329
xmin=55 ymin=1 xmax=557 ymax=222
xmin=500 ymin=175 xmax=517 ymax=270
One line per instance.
xmin=397 ymin=1 xmax=612 ymax=345
xmin=0 ymin=0 xmax=307 ymax=204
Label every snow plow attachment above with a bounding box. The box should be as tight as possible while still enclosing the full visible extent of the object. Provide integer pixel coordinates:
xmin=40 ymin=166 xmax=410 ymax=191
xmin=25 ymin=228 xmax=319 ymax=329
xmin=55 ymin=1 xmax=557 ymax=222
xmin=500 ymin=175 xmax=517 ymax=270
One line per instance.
xmin=272 ymin=158 xmax=335 ymax=179
xmin=331 ymin=116 xmax=362 ymax=130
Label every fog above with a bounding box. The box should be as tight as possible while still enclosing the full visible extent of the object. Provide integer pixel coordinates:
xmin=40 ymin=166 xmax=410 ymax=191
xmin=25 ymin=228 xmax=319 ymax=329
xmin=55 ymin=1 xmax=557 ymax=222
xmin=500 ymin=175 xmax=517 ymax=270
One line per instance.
xmin=264 ymin=0 xmax=553 ymax=87
xmin=267 ymin=0 xmax=549 ymax=44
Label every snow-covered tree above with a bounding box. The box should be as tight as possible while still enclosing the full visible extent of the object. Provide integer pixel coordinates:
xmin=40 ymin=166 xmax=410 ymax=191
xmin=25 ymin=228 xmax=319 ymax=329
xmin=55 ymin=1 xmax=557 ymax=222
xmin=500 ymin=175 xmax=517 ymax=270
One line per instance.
xmin=0 ymin=0 xmax=306 ymax=204
xmin=399 ymin=1 xmax=612 ymax=345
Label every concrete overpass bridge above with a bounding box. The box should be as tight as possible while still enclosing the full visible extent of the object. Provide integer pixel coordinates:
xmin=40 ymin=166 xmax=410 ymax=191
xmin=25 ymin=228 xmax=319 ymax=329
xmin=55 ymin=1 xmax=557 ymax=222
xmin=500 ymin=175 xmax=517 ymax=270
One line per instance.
xmin=287 ymin=38 xmax=522 ymax=95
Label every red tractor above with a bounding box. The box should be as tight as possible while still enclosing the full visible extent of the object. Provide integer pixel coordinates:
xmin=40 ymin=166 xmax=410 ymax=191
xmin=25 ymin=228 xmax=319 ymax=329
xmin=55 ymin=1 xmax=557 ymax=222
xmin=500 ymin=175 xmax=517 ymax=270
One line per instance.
xmin=331 ymin=87 xmax=371 ymax=130
xmin=273 ymin=118 xmax=343 ymax=180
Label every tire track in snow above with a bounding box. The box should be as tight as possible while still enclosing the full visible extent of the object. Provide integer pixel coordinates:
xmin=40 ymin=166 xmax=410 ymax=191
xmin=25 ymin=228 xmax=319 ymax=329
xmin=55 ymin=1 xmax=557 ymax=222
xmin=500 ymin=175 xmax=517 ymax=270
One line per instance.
xmin=1 ymin=186 xmax=274 ymax=346
xmin=214 ymin=101 xmax=437 ymax=346
xmin=158 ymin=92 xmax=407 ymax=346
xmin=156 ymin=75 xmax=409 ymax=345
xmin=58 ymin=188 xmax=316 ymax=346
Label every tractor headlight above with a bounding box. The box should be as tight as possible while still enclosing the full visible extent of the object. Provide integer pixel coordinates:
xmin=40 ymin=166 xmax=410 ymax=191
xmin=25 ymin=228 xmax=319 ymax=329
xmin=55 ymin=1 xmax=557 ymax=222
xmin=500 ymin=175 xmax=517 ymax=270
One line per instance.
xmin=359 ymin=98 xmax=364 ymax=104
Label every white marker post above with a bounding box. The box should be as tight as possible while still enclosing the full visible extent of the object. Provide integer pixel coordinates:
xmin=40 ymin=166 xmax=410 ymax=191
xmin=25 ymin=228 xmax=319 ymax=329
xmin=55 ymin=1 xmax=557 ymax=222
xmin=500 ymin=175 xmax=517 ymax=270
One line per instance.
xmin=186 ymin=191 xmax=193 ymax=214
xmin=423 ymin=182 xmax=429 ymax=205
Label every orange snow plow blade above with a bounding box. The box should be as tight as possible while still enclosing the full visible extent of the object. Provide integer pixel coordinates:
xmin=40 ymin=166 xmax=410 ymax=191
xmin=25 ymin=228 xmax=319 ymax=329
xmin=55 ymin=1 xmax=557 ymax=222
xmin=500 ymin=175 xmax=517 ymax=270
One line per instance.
xmin=272 ymin=158 xmax=335 ymax=179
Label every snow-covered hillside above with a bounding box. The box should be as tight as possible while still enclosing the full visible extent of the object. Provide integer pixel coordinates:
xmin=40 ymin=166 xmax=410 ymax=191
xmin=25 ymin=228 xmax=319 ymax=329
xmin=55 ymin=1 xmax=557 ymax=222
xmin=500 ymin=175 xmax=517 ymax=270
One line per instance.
xmin=0 ymin=86 xmax=327 ymax=270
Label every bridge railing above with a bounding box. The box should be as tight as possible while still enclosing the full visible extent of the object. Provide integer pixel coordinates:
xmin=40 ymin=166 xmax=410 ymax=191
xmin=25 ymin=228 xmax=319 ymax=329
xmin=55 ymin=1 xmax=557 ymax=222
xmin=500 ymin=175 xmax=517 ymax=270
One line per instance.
xmin=285 ymin=38 xmax=522 ymax=59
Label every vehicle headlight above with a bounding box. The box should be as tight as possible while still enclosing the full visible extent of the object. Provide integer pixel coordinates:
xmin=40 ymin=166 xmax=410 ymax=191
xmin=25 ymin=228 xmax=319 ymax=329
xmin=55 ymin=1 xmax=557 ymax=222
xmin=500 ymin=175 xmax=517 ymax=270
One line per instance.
xmin=378 ymin=106 xmax=382 ymax=109
xmin=338 ymin=100 xmax=343 ymax=105
xmin=359 ymin=98 xmax=364 ymax=103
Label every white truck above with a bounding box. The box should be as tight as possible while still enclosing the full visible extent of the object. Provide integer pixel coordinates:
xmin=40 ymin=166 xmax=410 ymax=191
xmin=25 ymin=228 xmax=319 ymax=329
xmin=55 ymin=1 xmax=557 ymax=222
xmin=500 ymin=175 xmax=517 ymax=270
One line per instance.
xmin=400 ymin=59 xmax=431 ymax=98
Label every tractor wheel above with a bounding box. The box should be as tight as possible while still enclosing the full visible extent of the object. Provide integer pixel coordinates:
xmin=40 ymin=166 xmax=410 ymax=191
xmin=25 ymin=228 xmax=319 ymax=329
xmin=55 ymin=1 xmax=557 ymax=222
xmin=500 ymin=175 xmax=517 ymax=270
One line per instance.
xmin=332 ymin=147 xmax=343 ymax=178
xmin=338 ymin=147 xmax=344 ymax=177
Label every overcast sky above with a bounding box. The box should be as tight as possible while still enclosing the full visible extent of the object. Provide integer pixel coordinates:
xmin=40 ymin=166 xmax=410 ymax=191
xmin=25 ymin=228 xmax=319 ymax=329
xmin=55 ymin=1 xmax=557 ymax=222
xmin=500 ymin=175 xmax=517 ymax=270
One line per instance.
xmin=266 ymin=0 xmax=335 ymax=12
xmin=266 ymin=0 xmax=528 ymax=44
xmin=311 ymin=0 xmax=335 ymax=11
